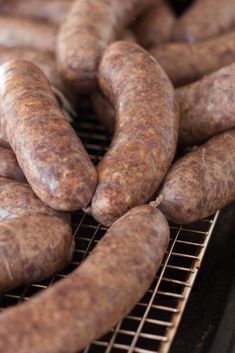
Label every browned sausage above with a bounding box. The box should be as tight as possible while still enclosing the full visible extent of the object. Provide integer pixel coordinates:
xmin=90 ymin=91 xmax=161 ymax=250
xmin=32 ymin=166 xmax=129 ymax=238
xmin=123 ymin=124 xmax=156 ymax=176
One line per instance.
xmin=0 ymin=205 xmax=169 ymax=353
xmin=0 ymin=214 xmax=74 ymax=292
xmin=0 ymin=147 xmax=25 ymax=181
xmin=0 ymin=0 xmax=72 ymax=26
xmin=57 ymin=0 xmax=155 ymax=93
xmin=172 ymin=0 xmax=235 ymax=43
xmin=91 ymin=41 xmax=178 ymax=226
xmin=0 ymin=46 xmax=63 ymax=91
xmin=149 ymin=29 xmax=235 ymax=87
xmin=0 ymin=131 xmax=10 ymax=148
xmin=0 ymin=60 xmax=97 ymax=211
xmin=159 ymin=130 xmax=235 ymax=224
xmin=133 ymin=0 xmax=176 ymax=48
xmin=0 ymin=16 xmax=57 ymax=53
xmin=0 ymin=177 xmax=64 ymax=220
xmin=177 ymin=63 xmax=235 ymax=146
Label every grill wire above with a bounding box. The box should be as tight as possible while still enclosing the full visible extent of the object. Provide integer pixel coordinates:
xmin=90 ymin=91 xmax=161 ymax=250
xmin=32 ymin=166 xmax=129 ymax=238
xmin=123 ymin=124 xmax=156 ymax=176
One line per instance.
xmin=0 ymin=104 xmax=219 ymax=353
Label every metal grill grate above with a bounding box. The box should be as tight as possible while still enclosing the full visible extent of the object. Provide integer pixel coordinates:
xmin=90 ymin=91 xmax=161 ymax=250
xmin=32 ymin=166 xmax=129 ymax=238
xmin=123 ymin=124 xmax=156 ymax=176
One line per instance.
xmin=0 ymin=107 xmax=219 ymax=353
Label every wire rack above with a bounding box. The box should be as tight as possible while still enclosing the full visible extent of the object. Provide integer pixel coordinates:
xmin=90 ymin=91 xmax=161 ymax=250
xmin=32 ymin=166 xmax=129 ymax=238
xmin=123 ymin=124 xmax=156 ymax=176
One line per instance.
xmin=0 ymin=105 xmax=220 ymax=353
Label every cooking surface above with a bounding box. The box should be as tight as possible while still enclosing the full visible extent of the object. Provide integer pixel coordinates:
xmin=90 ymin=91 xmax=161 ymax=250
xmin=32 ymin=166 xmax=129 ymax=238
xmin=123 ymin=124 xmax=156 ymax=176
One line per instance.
xmin=0 ymin=103 xmax=220 ymax=353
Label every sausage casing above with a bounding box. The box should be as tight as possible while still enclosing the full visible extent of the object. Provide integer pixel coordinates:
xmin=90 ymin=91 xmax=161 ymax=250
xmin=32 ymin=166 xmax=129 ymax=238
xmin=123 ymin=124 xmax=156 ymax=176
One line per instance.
xmin=0 ymin=60 xmax=97 ymax=211
xmin=91 ymin=41 xmax=178 ymax=226
xmin=159 ymin=130 xmax=235 ymax=224
xmin=0 ymin=16 xmax=57 ymax=53
xmin=172 ymin=0 xmax=235 ymax=43
xmin=177 ymin=63 xmax=235 ymax=145
xmin=0 ymin=147 xmax=25 ymax=181
xmin=149 ymin=30 xmax=235 ymax=87
xmin=0 ymin=214 xmax=74 ymax=292
xmin=0 ymin=205 xmax=169 ymax=353
xmin=57 ymin=0 xmax=155 ymax=93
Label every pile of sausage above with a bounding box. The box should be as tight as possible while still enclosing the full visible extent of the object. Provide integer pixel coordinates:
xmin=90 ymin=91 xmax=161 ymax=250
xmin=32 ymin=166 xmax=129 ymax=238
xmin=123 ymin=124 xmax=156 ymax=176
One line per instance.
xmin=0 ymin=0 xmax=234 ymax=352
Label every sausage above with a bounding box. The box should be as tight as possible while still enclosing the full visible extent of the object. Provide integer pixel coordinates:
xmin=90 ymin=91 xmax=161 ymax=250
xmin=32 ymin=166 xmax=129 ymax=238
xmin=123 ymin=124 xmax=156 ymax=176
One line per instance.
xmin=159 ymin=130 xmax=235 ymax=224
xmin=91 ymin=41 xmax=179 ymax=226
xmin=0 ymin=147 xmax=25 ymax=181
xmin=0 ymin=131 xmax=10 ymax=149
xmin=0 ymin=60 xmax=97 ymax=211
xmin=0 ymin=214 xmax=74 ymax=292
xmin=177 ymin=63 xmax=235 ymax=146
xmin=0 ymin=205 xmax=169 ymax=353
xmin=91 ymin=90 xmax=115 ymax=134
xmin=172 ymin=0 xmax=235 ymax=43
xmin=57 ymin=0 xmax=155 ymax=93
xmin=0 ymin=46 xmax=63 ymax=91
xmin=0 ymin=16 xmax=57 ymax=53
xmin=133 ymin=0 xmax=176 ymax=48
xmin=0 ymin=177 xmax=65 ymax=220
xmin=149 ymin=29 xmax=235 ymax=87
xmin=0 ymin=0 xmax=72 ymax=26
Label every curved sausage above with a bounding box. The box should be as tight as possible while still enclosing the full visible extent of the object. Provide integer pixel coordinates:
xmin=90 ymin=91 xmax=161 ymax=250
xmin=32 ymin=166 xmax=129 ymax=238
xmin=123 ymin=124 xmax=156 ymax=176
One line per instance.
xmin=0 ymin=147 xmax=25 ymax=181
xmin=177 ymin=63 xmax=235 ymax=146
xmin=159 ymin=130 xmax=235 ymax=224
xmin=0 ymin=46 xmax=63 ymax=91
xmin=91 ymin=41 xmax=179 ymax=226
xmin=133 ymin=0 xmax=176 ymax=48
xmin=0 ymin=0 xmax=72 ymax=26
xmin=0 ymin=205 xmax=169 ymax=353
xmin=0 ymin=16 xmax=57 ymax=53
xmin=0 ymin=60 xmax=97 ymax=211
xmin=0 ymin=215 xmax=74 ymax=292
xmin=172 ymin=0 xmax=235 ymax=43
xmin=0 ymin=177 xmax=64 ymax=220
xmin=149 ymin=29 xmax=235 ymax=87
xmin=57 ymin=0 xmax=155 ymax=93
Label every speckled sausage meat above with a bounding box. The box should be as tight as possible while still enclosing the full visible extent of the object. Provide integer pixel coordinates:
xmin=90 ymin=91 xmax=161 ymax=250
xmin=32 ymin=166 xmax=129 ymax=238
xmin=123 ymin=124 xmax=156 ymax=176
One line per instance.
xmin=91 ymin=41 xmax=178 ymax=226
xmin=0 ymin=177 xmax=64 ymax=220
xmin=149 ymin=30 xmax=235 ymax=87
xmin=0 ymin=205 xmax=169 ymax=353
xmin=133 ymin=0 xmax=176 ymax=48
xmin=172 ymin=0 xmax=235 ymax=43
xmin=0 ymin=60 xmax=97 ymax=211
xmin=0 ymin=0 xmax=72 ymax=25
xmin=0 ymin=147 xmax=25 ymax=181
xmin=0 ymin=46 xmax=63 ymax=91
xmin=0 ymin=177 xmax=74 ymax=291
xmin=57 ymin=0 xmax=155 ymax=93
xmin=0 ymin=16 xmax=57 ymax=53
xmin=159 ymin=130 xmax=235 ymax=224
xmin=177 ymin=63 xmax=235 ymax=146
xmin=0 ymin=215 xmax=74 ymax=292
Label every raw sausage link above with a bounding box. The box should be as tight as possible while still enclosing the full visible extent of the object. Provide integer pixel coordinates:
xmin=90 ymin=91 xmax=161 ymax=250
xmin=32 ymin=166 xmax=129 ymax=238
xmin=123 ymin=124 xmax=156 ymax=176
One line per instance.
xmin=0 ymin=60 xmax=97 ymax=211
xmin=172 ymin=0 xmax=235 ymax=43
xmin=159 ymin=130 xmax=235 ymax=224
xmin=0 ymin=205 xmax=169 ymax=353
xmin=0 ymin=0 xmax=72 ymax=26
xmin=57 ymin=0 xmax=155 ymax=93
xmin=0 ymin=214 xmax=74 ymax=292
xmin=0 ymin=147 xmax=25 ymax=181
xmin=149 ymin=30 xmax=235 ymax=87
xmin=133 ymin=0 xmax=176 ymax=48
xmin=0 ymin=46 xmax=63 ymax=91
xmin=0 ymin=16 xmax=57 ymax=53
xmin=91 ymin=41 xmax=178 ymax=226
xmin=177 ymin=63 xmax=235 ymax=145
xmin=0 ymin=177 xmax=66 ymax=220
